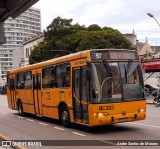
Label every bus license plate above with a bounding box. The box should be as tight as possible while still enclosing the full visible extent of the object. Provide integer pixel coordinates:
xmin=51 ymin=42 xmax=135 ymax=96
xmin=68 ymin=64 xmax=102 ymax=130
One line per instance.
xmin=119 ymin=118 xmax=128 ymax=122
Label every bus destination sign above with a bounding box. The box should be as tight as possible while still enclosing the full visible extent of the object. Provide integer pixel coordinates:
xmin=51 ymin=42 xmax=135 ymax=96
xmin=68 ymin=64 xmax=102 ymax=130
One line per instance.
xmin=90 ymin=50 xmax=139 ymax=60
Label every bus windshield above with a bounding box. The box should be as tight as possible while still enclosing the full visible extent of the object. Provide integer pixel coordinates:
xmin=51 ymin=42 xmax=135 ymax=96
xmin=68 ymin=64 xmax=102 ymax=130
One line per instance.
xmin=89 ymin=62 xmax=144 ymax=103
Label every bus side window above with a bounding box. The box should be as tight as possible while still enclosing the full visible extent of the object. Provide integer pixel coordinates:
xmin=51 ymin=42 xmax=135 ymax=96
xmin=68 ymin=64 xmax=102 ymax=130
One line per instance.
xmin=24 ymin=71 xmax=32 ymax=89
xmin=42 ymin=66 xmax=54 ymax=88
xmin=74 ymin=69 xmax=80 ymax=99
xmin=11 ymin=78 xmax=15 ymax=90
xmin=7 ymin=75 xmax=11 ymax=89
xmin=81 ymin=67 xmax=88 ymax=102
xmin=16 ymin=73 xmax=25 ymax=89
xmin=55 ymin=63 xmax=70 ymax=88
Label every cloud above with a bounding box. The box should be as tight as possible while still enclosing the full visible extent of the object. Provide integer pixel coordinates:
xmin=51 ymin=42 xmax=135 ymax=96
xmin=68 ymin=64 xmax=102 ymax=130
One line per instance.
xmin=34 ymin=0 xmax=160 ymax=45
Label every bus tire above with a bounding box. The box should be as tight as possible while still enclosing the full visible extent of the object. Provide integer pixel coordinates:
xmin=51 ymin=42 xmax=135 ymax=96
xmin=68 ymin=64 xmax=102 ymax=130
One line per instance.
xmin=17 ymin=101 xmax=24 ymax=116
xmin=60 ymin=106 xmax=70 ymax=127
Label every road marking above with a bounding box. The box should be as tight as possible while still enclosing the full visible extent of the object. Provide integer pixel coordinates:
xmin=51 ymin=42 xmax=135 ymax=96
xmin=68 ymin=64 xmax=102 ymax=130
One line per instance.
xmin=72 ymin=132 xmax=86 ymax=137
xmin=129 ymin=122 xmax=160 ymax=129
xmin=39 ymin=122 xmax=48 ymax=126
xmin=17 ymin=116 xmax=23 ymax=119
xmin=54 ymin=127 xmax=65 ymax=130
xmin=8 ymin=114 xmax=15 ymax=116
xmin=0 ymin=111 xmax=8 ymax=114
xmin=27 ymin=119 xmax=34 ymax=122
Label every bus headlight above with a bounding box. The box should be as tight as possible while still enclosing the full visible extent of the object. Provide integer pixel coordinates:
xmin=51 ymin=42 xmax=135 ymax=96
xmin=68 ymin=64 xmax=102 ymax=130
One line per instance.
xmin=98 ymin=113 xmax=103 ymax=117
xmin=138 ymin=109 xmax=145 ymax=113
xmin=93 ymin=113 xmax=97 ymax=117
xmin=93 ymin=112 xmax=109 ymax=117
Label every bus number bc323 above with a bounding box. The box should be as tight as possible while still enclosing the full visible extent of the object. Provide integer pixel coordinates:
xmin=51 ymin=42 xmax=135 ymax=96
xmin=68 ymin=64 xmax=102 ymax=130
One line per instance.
xmin=99 ymin=105 xmax=114 ymax=111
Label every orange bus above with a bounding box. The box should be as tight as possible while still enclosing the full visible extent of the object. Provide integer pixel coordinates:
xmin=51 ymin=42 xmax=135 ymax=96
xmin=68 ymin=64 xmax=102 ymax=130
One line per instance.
xmin=7 ymin=49 xmax=146 ymax=127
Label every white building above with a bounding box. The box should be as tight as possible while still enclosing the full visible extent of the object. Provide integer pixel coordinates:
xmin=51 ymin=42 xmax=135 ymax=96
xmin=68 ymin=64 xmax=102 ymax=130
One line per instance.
xmin=0 ymin=7 xmax=41 ymax=82
xmin=0 ymin=62 xmax=3 ymax=86
xmin=13 ymin=33 xmax=44 ymax=68
xmin=22 ymin=33 xmax=44 ymax=67
xmin=12 ymin=47 xmax=24 ymax=69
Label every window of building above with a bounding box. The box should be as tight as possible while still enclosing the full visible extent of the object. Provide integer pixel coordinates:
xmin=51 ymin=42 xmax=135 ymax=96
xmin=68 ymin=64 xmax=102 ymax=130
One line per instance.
xmin=26 ymin=48 xmax=29 ymax=58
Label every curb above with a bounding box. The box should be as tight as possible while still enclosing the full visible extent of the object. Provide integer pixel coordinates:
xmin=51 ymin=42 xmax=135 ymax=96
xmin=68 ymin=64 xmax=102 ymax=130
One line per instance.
xmin=146 ymin=102 xmax=154 ymax=104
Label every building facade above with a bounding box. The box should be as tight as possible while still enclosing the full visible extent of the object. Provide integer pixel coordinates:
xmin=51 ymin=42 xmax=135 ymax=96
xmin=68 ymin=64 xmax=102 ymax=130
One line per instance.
xmin=13 ymin=33 xmax=44 ymax=68
xmin=123 ymin=29 xmax=137 ymax=46
xmin=0 ymin=7 xmax=41 ymax=82
xmin=124 ymin=30 xmax=160 ymax=86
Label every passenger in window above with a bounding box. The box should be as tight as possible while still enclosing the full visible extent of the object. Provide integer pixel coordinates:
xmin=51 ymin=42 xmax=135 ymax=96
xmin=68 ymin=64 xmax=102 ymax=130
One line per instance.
xmin=62 ymin=77 xmax=67 ymax=87
xmin=49 ymin=80 xmax=54 ymax=88
xmin=19 ymin=82 xmax=24 ymax=89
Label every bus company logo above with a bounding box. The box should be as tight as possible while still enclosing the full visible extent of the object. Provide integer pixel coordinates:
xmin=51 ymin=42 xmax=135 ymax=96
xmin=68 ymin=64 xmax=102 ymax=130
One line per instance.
xmin=99 ymin=105 xmax=114 ymax=111
xmin=122 ymin=111 xmax=126 ymax=116
xmin=0 ymin=141 xmax=43 ymax=147
xmin=1 ymin=141 xmax=11 ymax=147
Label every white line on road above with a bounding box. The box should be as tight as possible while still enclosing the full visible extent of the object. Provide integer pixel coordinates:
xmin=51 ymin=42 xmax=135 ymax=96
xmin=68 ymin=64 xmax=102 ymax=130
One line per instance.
xmin=17 ymin=116 xmax=23 ymax=119
xmin=8 ymin=114 xmax=15 ymax=116
xmin=27 ymin=119 xmax=34 ymax=122
xmin=129 ymin=122 xmax=160 ymax=129
xmin=0 ymin=111 xmax=8 ymax=114
xmin=72 ymin=132 xmax=86 ymax=137
xmin=54 ymin=127 xmax=65 ymax=130
xmin=39 ymin=122 xmax=48 ymax=126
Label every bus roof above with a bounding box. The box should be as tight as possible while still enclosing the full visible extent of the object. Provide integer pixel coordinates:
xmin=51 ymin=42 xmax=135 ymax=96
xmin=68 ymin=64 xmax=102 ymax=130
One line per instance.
xmin=8 ymin=49 xmax=90 ymax=74
xmin=8 ymin=49 xmax=137 ymax=74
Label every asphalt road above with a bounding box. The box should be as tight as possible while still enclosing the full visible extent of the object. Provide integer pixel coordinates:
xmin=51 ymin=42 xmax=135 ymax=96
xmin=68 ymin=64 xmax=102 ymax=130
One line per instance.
xmin=1 ymin=95 xmax=160 ymax=149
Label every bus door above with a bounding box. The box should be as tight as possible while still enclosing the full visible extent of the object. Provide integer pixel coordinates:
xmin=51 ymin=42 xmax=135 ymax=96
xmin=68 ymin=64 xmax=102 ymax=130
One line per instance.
xmin=9 ymin=77 xmax=16 ymax=109
xmin=73 ymin=67 xmax=89 ymax=124
xmin=33 ymin=74 xmax=42 ymax=115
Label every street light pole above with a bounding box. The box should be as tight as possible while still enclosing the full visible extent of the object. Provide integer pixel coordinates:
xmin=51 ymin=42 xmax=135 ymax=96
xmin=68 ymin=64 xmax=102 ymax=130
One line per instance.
xmin=147 ymin=13 xmax=160 ymax=27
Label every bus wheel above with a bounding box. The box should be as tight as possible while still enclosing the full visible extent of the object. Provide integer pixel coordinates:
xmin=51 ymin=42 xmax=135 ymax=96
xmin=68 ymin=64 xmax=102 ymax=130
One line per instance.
xmin=17 ymin=101 xmax=24 ymax=116
xmin=60 ymin=106 xmax=70 ymax=127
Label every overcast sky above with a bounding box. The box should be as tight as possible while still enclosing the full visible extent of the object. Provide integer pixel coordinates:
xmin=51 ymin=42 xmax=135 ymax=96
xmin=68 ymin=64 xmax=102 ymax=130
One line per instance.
xmin=33 ymin=0 xmax=160 ymax=46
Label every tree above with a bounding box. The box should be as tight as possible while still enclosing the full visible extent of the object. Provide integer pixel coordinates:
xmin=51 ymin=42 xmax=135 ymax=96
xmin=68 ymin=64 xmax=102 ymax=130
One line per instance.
xmin=88 ymin=24 xmax=101 ymax=31
xmin=29 ymin=17 xmax=133 ymax=64
xmin=29 ymin=42 xmax=52 ymax=64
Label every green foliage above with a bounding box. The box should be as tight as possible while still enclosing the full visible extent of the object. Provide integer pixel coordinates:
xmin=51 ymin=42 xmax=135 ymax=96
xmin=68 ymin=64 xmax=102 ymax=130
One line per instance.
xmin=29 ymin=16 xmax=133 ymax=64
xmin=88 ymin=24 xmax=101 ymax=31
xmin=29 ymin=42 xmax=52 ymax=64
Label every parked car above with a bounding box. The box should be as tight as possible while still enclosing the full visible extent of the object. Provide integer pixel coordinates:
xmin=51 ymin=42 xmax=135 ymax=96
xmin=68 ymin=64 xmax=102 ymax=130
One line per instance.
xmin=145 ymin=84 xmax=159 ymax=93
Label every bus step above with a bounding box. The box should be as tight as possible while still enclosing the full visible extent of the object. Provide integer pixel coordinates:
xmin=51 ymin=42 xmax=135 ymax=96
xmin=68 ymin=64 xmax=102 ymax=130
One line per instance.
xmin=36 ymin=114 xmax=43 ymax=117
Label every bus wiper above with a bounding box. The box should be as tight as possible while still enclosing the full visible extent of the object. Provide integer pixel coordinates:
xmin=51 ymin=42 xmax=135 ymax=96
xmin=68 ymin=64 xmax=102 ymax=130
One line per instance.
xmin=103 ymin=60 xmax=112 ymax=77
